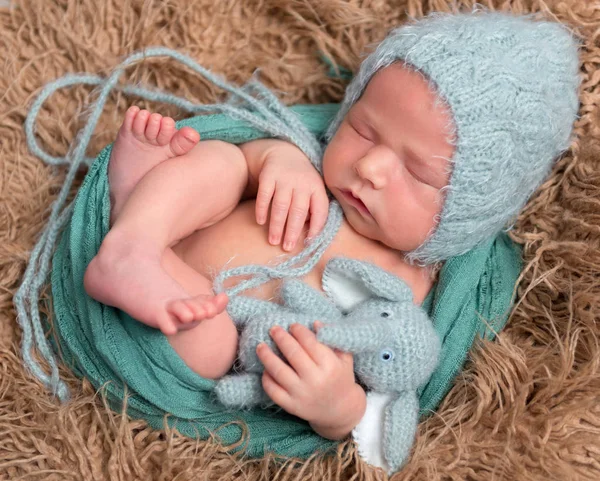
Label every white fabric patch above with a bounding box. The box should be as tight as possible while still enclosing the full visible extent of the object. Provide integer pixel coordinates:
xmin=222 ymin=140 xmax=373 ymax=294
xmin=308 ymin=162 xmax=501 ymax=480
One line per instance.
xmin=352 ymin=392 xmax=393 ymax=474
xmin=321 ymin=261 xmax=372 ymax=312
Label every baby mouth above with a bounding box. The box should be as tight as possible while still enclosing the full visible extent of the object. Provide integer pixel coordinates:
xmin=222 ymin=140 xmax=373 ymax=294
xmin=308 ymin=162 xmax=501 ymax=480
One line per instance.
xmin=341 ymin=190 xmax=370 ymax=216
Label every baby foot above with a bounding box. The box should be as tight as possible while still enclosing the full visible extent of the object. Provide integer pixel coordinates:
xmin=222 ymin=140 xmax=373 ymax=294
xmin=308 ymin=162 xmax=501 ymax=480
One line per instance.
xmin=167 ymin=293 xmax=229 ymax=331
xmin=83 ymin=231 xmax=228 ymax=336
xmin=108 ymin=107 xmax=201 ymax=222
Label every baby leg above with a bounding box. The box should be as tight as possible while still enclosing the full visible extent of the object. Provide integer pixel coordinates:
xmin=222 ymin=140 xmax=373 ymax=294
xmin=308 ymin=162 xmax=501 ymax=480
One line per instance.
xmin=84 ymin=110 xmax=249 ymax=335
xmin=108 ymin=106 xmax=201 ymax=222
xmin=161 ymin=248 xmax=238 ymax=379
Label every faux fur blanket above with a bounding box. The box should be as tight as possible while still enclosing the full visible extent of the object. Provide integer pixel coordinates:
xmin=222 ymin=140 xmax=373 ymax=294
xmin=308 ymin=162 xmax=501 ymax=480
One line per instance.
xmin=1 ymin=0 xmax=599 ymax=480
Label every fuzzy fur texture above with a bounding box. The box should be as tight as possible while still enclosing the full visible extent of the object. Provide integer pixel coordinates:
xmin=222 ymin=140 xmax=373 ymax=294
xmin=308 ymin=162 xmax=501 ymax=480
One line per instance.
xmin=1 ymin=0 xmax=599 ymax=480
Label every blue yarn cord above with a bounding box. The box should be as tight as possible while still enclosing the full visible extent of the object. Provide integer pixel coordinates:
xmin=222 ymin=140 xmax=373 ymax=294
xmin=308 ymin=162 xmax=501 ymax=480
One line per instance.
xmin=16 ymin=58 xmax=131 ymax=402
xmin=16 ymin=47 xmax=342 ymax=402
xmin=213 ymin=201 xmax=343 ymax=296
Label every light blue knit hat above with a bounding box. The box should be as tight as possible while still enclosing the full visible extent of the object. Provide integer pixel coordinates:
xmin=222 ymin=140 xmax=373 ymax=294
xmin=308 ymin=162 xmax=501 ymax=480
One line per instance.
xmin=325 ymin=10 xmax=581 ymax=265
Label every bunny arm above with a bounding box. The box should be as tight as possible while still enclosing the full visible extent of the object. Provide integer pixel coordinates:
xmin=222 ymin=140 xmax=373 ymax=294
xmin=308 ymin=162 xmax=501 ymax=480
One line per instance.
xmin=216 ymin=281 xmax=343 ymax=410
xmin=235 ymin=279 xmax=343 ymax=376
xmin=227 ymin=280 xmax=341 ymax=328
xmin=214 ymin=372 xmax=273 ymax=409
xmin=317 ymin=320 xmax=389 ymax=353
xmin=238 ymin=309 xmax=340 ymax=373
xmin=383 ymin=391 xmax=419 ymax=474
xmin=217 ymin=308 xmax=343 ymax=410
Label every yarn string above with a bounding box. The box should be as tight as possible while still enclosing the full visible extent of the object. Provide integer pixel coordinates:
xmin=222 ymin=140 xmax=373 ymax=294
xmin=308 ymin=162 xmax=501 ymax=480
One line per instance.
xmin=16 ymin=59 xmax=132 ymax=402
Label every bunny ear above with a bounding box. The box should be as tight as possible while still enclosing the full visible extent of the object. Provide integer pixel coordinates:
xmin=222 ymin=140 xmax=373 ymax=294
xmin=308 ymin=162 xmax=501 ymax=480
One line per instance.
xmin=281 ymin=280 xmax=342 ymax=319
xmin=383 ymin=392 xmax=420 ymax=475
xmin=326 ymin=257 xmax=413 ymax=303
xmin=317 ymin=322 xmax=387 ymax=352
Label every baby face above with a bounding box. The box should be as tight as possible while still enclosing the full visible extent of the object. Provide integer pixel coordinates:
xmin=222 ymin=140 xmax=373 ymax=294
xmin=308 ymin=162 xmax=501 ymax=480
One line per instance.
xmin=323 ymin=62 xmax=456 ymax=252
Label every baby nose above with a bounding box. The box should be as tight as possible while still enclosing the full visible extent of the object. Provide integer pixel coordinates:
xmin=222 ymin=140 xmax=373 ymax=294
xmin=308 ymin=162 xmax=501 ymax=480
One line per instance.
xmin=354 ymin=146 xmax=395 ymax=189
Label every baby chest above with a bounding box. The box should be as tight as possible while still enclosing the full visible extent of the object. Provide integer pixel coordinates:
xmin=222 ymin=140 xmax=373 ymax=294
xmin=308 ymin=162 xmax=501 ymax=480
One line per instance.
xmin=174 ymin=200 xmax=432 ymax=304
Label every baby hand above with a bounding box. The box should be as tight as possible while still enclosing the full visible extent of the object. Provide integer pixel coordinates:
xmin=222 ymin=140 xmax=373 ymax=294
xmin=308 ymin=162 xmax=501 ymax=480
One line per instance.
xmin=255 ymin=155 xmax=329 ymax=252
xmin=257 ymin=321 xmax=366 ymax=440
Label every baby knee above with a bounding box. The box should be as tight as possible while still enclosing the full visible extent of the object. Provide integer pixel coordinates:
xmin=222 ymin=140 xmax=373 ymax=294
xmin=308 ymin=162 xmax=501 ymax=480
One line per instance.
xmin=168 ymin=312 xmax=239 ymax=380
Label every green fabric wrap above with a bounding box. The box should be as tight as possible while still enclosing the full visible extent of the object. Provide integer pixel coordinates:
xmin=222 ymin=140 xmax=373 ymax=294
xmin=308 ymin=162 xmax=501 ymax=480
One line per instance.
xmin=50 ymin=103 xmax=522 ymax=459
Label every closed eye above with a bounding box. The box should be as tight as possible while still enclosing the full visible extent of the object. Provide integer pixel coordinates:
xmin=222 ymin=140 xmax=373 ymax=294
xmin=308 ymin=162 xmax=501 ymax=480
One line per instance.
xmin=406 ymin=165 xmax=428 ymax=184
xmin=349 ymin=121 xmax=372 ymax=142
xmin=403 ymin=154 xmax=437 ymax=187
xmin=404 ymin=148 xmax=443 ymax=188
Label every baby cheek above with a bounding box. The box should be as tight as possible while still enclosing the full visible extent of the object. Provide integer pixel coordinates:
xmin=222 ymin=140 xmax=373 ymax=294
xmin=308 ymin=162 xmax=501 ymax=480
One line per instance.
xmin=321 ymin=148 xmax=335 ymax=186
xmin=412 ymin=193 xmax=445 ymax=242
xmin=331 ymin=124 xmax=366 ymax=156
xmin=323 ymin=137 xmax=349 ymax=177
xmin=378 ymin=177 xmax=445 ymax=249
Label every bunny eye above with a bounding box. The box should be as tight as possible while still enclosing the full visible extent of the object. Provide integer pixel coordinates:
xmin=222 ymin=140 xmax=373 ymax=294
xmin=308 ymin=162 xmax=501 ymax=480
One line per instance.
xmin=380 ymin=349 xmax=395 ymax=362
xmin=380 ymin=311 xmax=392 ymax=318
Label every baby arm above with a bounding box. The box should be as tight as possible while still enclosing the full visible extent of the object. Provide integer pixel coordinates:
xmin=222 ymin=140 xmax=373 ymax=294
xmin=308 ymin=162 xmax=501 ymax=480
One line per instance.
xmin=239 ymin=139 xmax=330 ymax=252
xmin=256 ymin=321 xmax=367 ymax=440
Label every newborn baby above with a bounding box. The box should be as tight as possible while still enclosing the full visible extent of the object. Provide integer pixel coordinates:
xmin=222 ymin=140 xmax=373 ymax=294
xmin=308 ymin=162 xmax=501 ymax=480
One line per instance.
xmin=84 ymin=60 xmax=449 ymax=439
xmin=83 ymin=11 xmax=580 ymax=443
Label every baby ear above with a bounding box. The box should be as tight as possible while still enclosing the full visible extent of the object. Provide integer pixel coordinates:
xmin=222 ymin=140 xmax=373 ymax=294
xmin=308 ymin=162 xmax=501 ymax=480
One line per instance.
xmin=326 ymin=257 xmax=413 ymax=302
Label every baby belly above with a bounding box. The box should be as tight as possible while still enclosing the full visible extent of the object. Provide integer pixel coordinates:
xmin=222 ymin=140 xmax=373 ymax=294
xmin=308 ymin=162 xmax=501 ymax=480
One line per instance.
xmin=173 ymin=200 xmax=321 ymax=302
xmin=173 ymin=200 xmax=433 ymax=304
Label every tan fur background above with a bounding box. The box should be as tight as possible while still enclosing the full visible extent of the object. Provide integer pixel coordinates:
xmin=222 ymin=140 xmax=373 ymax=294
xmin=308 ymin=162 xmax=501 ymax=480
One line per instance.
xmin=1 ymin=0 xmax=599 ymax=479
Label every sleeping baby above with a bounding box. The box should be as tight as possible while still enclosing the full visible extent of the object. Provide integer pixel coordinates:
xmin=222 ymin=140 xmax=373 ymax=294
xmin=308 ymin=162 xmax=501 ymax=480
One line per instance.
xmin=83 ymin=11 xmax=580 ymax=444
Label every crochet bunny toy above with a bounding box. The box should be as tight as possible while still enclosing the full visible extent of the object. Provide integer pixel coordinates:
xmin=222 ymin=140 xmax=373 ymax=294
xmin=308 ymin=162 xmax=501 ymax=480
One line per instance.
xmin=215 ymin=257 xmax=440 ymax=472
xmin=317 ymin=258 xmax=440 ymax=473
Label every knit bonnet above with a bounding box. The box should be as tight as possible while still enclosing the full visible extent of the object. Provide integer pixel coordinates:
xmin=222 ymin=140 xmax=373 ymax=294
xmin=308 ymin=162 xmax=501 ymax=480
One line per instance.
xmin=325 ymin=10 xmax=581 ymax=265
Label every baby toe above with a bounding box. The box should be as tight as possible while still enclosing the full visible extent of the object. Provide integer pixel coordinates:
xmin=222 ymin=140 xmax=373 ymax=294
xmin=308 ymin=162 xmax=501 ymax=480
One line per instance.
xmin=121 ymin=106 xmax=141 ymax=133
xmin=145 ymin=113 xmax=163 ymax=143
xmin=201 ymin=300 xmax=217 ymax=318
xmin=212 ymin=292 xmax=229 ymax=311
xmin=168 ymin=127 xmax=200 ymax=156
xmin=132 ymin=109 xmax=151 ymax=140
xmin=183 ymin=299 xmax=205 ymax=320
xmin=156 ymin=311 xmax=179 ymax=336
xmin=167 ymin=299 xmax=195 ymax=325
xmin=156 ymin=116 xmax=176 ymax=146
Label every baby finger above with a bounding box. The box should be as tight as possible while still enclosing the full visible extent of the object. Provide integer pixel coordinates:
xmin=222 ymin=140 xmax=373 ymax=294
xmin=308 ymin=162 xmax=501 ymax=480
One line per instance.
xmin=262 ymin=371 xmax=295 ymax=414
xmin=268 ymin=187 xmax=292 ymax=245
xmin=282 ymin=192 xmax=310 ymax=251
xmin=255 ymin=179 xmax=275 ymax=225
xmin=307 ymin=191 xmax=329 ymax=240
xmin=257 ymin=342 xmax=298 ymax=391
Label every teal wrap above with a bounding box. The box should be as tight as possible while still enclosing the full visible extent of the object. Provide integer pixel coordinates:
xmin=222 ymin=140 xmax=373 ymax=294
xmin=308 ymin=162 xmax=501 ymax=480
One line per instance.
xmin=49 ymin=103 xmax=522 ymax=459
